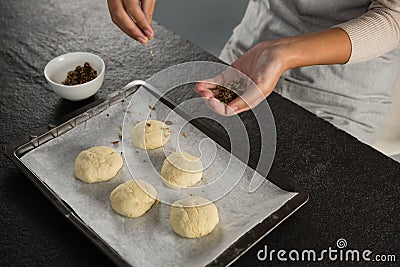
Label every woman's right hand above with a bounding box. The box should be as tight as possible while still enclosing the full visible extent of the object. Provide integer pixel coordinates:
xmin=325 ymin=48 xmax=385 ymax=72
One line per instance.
xmin=107 ymin=0 xmax=156 ymax=45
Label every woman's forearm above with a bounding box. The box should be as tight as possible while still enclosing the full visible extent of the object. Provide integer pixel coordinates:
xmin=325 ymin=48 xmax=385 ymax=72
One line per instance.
xmin=275 ymin=0 xmax=400 ymax=68
xmin=274 ymin=28 xmax=352 ymax=71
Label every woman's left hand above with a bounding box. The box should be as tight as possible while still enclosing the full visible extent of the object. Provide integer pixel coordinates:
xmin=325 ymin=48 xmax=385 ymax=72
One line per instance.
xmin=195 ymin=40 xmax=287 ymax=116
xmin=195 ymin=28 xmax=351 ymax=116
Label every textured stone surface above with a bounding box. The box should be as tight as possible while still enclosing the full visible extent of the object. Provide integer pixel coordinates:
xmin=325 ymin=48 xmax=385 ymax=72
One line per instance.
xmin=1 ymin=0 xmax=399 ymax=266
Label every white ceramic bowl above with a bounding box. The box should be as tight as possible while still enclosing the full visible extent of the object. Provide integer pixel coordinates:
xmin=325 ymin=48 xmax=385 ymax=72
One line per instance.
xmin=44 ymin=52 xmax=105 ymax=101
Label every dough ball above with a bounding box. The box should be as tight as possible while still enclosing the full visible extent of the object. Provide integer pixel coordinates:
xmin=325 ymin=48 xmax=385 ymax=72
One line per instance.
xmin=160 ymin=151 xmax=203 ymax=189
xmin=74 ymin=146 xmax=123 ymax=183
xmin=110 ymin=180 xmax=157 ymax=218
xmin=131 ymin=120 xmax=170 ymax=150
xmin=170 ymin=197 xmax=219 ymax=238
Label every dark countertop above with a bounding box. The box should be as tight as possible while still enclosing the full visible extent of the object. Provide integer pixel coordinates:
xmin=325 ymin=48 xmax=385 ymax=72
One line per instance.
xmin=1 ymin=0 xmax=399 ymax=266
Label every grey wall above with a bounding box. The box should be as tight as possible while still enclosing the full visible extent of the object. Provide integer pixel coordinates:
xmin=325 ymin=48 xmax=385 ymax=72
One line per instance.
xmin=153 ymin=0 xmax=249 ymax=57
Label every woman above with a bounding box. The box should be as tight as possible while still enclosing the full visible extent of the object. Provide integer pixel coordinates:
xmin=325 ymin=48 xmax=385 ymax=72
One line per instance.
xmin=107 ymin=0 xmax=400 ymax=144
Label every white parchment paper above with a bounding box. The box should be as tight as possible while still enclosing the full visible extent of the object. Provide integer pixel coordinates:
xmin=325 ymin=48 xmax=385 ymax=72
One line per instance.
xmin=21 ymin=88 xmax=297 ymax=266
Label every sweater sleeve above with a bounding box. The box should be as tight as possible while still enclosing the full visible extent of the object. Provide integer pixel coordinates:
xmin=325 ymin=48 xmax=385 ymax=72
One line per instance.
xmin=335 ymin=0 xmax=400 ymax=64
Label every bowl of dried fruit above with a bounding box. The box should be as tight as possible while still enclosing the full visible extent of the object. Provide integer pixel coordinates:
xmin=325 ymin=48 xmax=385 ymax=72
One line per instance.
xmin=44 ymin=52 xmax=105 ymax=101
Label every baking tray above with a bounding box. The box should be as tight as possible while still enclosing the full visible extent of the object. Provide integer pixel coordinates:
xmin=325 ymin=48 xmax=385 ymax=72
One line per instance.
xmin=5 ymin=80 xmax=308 ymax=266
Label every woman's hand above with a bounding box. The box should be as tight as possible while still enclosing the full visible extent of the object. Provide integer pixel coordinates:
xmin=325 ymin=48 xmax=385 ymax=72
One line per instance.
xmin=107 ymin=0 xmax=156 ymax=45
xmin=195 ymin=28 xmax=351 ymax=116
xmin=195 ymin=41 xmax=287 ymax=115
